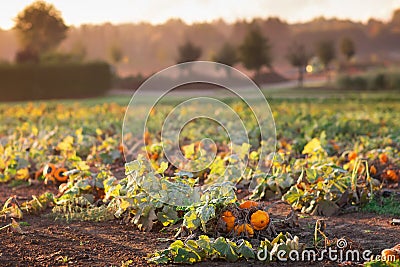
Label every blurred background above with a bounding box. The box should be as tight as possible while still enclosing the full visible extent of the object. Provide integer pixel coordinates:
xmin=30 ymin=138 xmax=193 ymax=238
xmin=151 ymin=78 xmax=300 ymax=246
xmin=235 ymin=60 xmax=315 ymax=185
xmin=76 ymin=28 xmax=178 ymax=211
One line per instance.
xmin=0 ymin=0 xmax=400 ymax=100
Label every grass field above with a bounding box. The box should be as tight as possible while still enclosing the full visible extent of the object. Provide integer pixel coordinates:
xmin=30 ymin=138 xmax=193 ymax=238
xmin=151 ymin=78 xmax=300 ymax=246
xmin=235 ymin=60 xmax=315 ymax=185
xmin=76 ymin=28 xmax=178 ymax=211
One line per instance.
xmin=0 ymin=87 xmax=399 ymax=266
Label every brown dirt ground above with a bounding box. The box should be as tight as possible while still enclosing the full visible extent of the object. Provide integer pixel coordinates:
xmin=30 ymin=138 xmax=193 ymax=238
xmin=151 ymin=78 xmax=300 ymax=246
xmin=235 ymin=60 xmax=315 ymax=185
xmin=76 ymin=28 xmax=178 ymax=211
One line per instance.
xmin=0 ymin=183 xmax=399 ymax=267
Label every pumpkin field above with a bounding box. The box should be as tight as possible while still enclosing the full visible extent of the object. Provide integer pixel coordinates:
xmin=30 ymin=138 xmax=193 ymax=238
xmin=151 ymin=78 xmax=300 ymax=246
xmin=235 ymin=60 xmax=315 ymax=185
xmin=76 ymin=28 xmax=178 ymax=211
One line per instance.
xmin=0 ymin=90 xmax=400 ymax=266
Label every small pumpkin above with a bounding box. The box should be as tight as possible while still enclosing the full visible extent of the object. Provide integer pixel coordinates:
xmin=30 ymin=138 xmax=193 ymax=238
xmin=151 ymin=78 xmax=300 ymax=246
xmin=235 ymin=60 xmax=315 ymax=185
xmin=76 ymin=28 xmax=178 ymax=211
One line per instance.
xmin=379 ymin=154 xmax=388 ymax=164
xmin=221 ymin=211 xmax=235 ymax=232
xmin=370 ymin=165 xmax=377 ymax=175
xmin=43 ymin=163 xmax=56 ymax=176
xmin=381 ymin=248 xmax=400 ymax=261
xmin=348 ymin=151 xmax=357 ymax=161
xmin=250 ymin=210 xmax=270 ymax=231
xmin=239 ymin=200 xmax=259 ymax=209
xmin=150 ymin=152 xmax=159 ymax=161
xmin=386 ymin=170 xmax=399 ymax=182
xmin=234 ymin=223 xmax=254 ymax=237
xmin=54 ymin=168 xmax=68 ymax=182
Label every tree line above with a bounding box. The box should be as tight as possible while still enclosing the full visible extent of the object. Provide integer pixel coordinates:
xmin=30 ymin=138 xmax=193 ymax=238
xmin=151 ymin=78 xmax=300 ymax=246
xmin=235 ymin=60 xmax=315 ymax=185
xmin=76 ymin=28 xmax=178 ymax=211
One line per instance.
xmin=4 ymin=1 xmax=399 ymax=87
xmin=177 ymin=24 xmax=356 ymax=86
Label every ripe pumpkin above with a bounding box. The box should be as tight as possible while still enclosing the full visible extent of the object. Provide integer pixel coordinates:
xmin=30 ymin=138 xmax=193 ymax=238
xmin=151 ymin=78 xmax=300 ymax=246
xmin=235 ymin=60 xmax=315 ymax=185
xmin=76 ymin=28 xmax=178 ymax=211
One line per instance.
xmin=250 ymin=210 xmax=270 ymax=231
xmin=386 ymin=170 xmax=399 ymax=182
xmin=234 ymin=223 xmax=254 ymax=237
xmin=43 ymin=163 xmax=56 ymax=176
xmin=381 ymin=248 xmax=400 ymax=261
xmin=379 ymin=154 xmax=388 ymax=164
xmin=348 ymin=151 xmax=357 ymax=161
xmin=239 ymin=200 xmax=259 ymax=209
xmin=370 ymin=165 xmax=377 ymax=175
xmin=54 ymin=168 xmax=68 ymax=182
xmin=221 ymin=211 xmax=235 ymax=232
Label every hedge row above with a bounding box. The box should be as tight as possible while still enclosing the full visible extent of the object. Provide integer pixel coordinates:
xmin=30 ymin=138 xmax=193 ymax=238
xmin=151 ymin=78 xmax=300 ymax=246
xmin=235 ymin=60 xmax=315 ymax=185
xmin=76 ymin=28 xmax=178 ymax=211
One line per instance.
xmin=0 ymin=62 xmax=112 ymax=101
xmin=336 ymin=70 xmax=400 ymax=91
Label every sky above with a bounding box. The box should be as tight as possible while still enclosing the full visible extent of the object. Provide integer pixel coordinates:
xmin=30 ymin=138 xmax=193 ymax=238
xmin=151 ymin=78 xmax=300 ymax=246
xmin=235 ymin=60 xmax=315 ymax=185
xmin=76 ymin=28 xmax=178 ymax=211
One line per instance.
xmin=1 ymin=0 xmax=399 ymax=30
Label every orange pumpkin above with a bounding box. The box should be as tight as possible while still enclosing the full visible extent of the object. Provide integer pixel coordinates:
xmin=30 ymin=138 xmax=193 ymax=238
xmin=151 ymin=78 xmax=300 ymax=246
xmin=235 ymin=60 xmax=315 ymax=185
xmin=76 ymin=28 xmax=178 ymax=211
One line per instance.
xmin=221 ymin=211 xmax=235 ymax=232
xmin=144 ymin=131 xmax=151 ymax=145
xmin=234 ymin=223 xmax=254 ymax=237
xmin=150 ymin=152 xmax=159 ymax=161
xmin=43 ymin=163 xmax=56 ymax=176
xmin=54 ymin=168 xmax=68 ymax=182
xmin=250 ymin=210 xmax=270 ymax=231
xmin=239 ymin=200 xmax=259 ymax=209
xmin=386 ymin=170 xmax=399 ymax=182
xmin=370 ymin=165 xmax=377 ymax=175
xmin=379 ymin=154 xmax=388 ymax=164
xmin=381 ymin=249 xmax=400 ymax=261
xmin=348 ymin=151 xmax=357 ymax=161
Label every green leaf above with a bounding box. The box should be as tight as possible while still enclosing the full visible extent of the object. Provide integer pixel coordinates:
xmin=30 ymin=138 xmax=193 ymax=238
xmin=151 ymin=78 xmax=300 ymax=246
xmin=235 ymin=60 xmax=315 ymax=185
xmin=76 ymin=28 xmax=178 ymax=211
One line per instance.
xmin=173 ymin=247 xmax=201 ymax=264
xmin=183 ymin=209 xmax=200 ymax=230
xmin=125 ymin=160 xmax=141 ymax=175
xmin=236 ymin=239 xmax=255 ymax=260
xmin=196 ymin=204 xmax=215 ymax=232
xmin=196 ymin=235 xmax=215 ymax=255
xmin=157 ymin=206 xmax=179 ymax=226
xmin=213 ymin=237 xmax=239 ymax=262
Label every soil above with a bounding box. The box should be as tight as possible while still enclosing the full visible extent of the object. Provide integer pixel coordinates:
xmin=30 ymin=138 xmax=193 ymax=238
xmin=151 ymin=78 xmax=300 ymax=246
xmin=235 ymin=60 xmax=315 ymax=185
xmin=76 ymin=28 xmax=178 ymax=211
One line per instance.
xmin=0 ymin=183 xmax=399 ymax=267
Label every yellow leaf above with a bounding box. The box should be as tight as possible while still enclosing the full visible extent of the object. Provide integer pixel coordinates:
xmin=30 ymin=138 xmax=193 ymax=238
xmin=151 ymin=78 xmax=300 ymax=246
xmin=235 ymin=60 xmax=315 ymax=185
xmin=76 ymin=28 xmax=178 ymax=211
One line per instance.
xmin=302 ymin=138 xmax=322 ymax=155
xmin=15 ymin=168 xmax=30 ymax=180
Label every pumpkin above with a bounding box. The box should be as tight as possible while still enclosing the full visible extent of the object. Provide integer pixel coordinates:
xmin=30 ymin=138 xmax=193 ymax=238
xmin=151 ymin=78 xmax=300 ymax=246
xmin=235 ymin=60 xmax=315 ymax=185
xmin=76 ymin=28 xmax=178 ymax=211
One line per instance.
xmin=234 ymin=223 xmax=254 ymax=237
xmin=250 ymin=210 xmax=270 ymax=231
xmin=150 ymin=152 xmax=159 ymax=161
xmin=118 ymin=143 xmax=125 ymax=153
xmin=239 ymin=200 xmax=259 ymax=209
xmin=43 ymin=163 xmax=56 ymax=176
xmin=54 ymin=168 xmax=68 ymax=182
xmin=348 ymin=151 xmax=357 ymax=161
xmin=386 ymin=170 xmax=398 ymax=182
xmin=381 ymin=249 xmax=400 ymax=261
xmin=370 ymin=165 xmax=377 ymax=175
xmin=379 ymin=154 xmax=388 ymax=164
xmin=221 ymin=211 xmax=235 ymax=232
xmin=144 ymin=131 xmax=151 ymax=145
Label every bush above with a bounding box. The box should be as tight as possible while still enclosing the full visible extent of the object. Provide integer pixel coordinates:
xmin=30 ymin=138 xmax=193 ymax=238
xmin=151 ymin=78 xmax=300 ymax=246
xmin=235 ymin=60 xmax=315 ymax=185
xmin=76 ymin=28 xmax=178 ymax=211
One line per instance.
xmin=371 ymin=73 xmax=388 ymax=90
xmin=0 ymin=62 xmax=111 ymax=101
xmin=388 ymin=72 xmax=400 ymax=90
xmin=336 ymin=70 xmax=400 ymax=91
xmin=336 ymin=75 xmax=368 ymax=90
xmin=113 ymin=73 xmax=145 ymax=90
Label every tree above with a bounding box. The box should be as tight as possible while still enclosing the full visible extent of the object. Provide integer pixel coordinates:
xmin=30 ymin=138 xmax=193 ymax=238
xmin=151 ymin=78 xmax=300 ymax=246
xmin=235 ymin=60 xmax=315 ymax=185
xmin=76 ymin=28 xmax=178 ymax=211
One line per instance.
xmin=14 ymin=1 xmax=68 ymax=57
xmin=286 ymin=42 xmax=311 ymax=87
xmin=316 ymin=40 xmax=335 ymax=81
xmin=176 ymin=40 xmax=202 ymax=74
xmin=109 ymin=44 xmax=123 ymax=65
xmin=238 ymin=26 xmax=272 ymax=76
xmin=340 ymin=37 xmax=355 ymax=62
xmin=176 ymin=40 xmax=202 ymax=63
xmin=212 ymin=43 xmax=238 ymax=76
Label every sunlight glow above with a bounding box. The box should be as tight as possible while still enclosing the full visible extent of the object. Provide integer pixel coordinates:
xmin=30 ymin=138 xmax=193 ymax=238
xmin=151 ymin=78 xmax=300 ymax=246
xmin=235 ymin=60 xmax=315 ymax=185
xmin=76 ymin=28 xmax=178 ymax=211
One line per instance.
xmin=0 ymin=0 xmax=399 ymax=30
